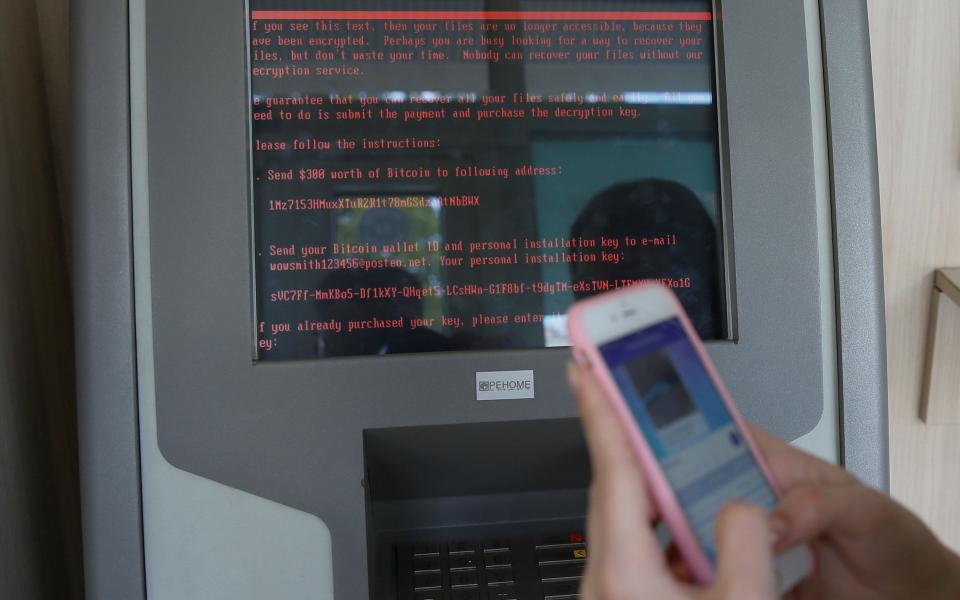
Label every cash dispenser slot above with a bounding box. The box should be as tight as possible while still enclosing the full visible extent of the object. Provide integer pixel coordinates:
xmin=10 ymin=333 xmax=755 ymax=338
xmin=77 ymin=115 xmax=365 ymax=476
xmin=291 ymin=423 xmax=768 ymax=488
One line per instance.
xmin=364 ymin=419 xmax=591 ymax=600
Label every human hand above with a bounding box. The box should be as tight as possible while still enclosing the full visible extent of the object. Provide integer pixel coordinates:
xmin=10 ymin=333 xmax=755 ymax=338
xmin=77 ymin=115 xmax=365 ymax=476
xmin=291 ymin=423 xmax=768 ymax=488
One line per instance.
xmin=569 ymin=359 xmax=960 ymax=599
xmin=752 ymin=426 xmax=960 ymax=599
xmin=568 ymin=362 xmax=779 ymax=599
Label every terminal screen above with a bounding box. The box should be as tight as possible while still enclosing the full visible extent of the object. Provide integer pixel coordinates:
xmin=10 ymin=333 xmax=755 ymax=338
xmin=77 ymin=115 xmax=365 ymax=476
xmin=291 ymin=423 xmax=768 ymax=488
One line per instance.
xmin=249 ymin=0 xmax=727 ymax=360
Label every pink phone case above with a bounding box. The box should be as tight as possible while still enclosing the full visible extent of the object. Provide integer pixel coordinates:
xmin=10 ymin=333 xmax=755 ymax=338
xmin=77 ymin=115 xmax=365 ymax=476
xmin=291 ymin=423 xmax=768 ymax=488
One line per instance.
xmin=567 ymin=281 xmax=803 ymax=584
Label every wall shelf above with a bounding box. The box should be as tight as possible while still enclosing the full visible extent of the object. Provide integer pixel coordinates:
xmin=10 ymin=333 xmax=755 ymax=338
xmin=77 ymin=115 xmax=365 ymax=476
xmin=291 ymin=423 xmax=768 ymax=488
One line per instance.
xmin=921 ymin=268 xmax=960 ymax=424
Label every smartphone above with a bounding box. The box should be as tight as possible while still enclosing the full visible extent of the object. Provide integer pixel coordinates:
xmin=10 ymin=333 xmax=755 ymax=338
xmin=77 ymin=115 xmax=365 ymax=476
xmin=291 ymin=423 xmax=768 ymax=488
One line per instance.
xmin=567 ymin=282 xmax=813 ymax=593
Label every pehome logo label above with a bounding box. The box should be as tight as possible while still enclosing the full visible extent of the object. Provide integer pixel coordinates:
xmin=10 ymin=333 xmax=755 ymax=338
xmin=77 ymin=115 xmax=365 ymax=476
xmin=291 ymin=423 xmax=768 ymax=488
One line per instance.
xmin=478 ymin=380 xmax=531 ymax=392
xmin=475 ymin=370 xmax=535 ymax=401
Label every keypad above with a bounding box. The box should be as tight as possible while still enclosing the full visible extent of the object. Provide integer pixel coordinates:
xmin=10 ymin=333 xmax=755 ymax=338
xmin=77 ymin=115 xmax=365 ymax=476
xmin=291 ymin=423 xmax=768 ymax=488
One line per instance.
xmin=450 ymin=553 xmax=481 ymax=571
xmin=414 ymin=556 xmax=442 ymax=573
xmin=539 ymin=563 xmax=584 ymax=580
xmin=400 ymin=531 xmax=586 ymax=599
xmin=482 ymin=539 xmax=511 ymax=552
xmin=450 ymin=570 xmax=480 ymax=588
xmin=541 ymin=579 xmax=581 ymax=599
xmin=450 ymin=589 xmax=482 ymax=600
xmin=536 ymin=533 xmax=586 ymax=599
xmin=487 ymin=586 xmax=518 ymax=600
xmin=414 ymin=572 xmax=442 ymax=591
xmin=485 ymin=568 xmax=515 ymax=586
xmin=414 ymin=542 xmax=442 ymax=557
xmin=448 ymin=541 xmax=477 ymax=555
xmin=484 ymin=552 xmax=513 ymax=568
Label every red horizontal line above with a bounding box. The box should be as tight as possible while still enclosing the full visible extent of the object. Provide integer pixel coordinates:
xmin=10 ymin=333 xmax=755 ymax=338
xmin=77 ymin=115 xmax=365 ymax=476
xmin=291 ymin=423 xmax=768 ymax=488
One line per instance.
xmin=251 ymin=10 xmax=712 ymax=21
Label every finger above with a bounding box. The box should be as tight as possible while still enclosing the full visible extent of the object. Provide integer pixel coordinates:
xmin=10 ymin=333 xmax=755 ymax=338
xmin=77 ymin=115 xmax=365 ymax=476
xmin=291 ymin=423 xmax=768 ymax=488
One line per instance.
xmin=747 ymin=424 xmax=852 ymax=489
xmin=712 ymin=502 xmax=777 ymax=598
xmin=568 ymin=362 xmax=667 ymax=575
xmin=769 ymin=482 xmax=864 ymax=551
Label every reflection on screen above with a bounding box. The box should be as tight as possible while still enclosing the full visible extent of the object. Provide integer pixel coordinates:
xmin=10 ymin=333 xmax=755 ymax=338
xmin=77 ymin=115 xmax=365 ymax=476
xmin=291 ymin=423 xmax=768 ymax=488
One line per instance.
xmin=249 ymin=1 xmax=727 ymax=360
xmin=600 ymin=318 xmax=776 ymax=563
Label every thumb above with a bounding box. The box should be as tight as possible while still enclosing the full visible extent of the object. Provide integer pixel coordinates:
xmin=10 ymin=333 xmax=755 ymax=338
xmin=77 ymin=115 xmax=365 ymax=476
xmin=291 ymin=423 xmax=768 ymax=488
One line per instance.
xmin=711 ymin=502 xmax=777 ymax=599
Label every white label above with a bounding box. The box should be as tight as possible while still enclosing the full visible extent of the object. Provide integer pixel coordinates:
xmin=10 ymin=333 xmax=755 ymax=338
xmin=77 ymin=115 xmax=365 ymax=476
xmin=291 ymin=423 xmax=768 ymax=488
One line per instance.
xmin=475 ymin=370 xmax=535 ymax=401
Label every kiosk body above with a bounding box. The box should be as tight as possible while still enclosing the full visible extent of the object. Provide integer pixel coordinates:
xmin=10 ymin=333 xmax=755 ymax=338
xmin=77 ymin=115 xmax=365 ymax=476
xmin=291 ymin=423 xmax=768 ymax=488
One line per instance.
xmin=74 ymin=0 xmax=887 ymax=598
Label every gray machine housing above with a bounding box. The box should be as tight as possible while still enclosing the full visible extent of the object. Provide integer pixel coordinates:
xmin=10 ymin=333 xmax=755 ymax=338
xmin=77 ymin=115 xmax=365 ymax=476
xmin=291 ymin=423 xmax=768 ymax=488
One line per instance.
xmin=74 ymin=0 xmax=887 ymax=598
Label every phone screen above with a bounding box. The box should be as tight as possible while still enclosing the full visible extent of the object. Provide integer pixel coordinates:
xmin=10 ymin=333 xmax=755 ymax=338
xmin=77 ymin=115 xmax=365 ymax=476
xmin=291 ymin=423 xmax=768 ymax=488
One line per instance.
xmin=598 ymin=317 xmax=777 ymax=563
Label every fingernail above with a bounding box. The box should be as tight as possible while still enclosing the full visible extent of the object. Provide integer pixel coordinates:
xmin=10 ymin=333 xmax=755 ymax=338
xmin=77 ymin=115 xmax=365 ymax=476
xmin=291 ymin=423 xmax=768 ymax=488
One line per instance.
xmin=768 ymin=513 xmax=789 ymax=546
xmin=566 ymin=362 xmax=581 ymax=390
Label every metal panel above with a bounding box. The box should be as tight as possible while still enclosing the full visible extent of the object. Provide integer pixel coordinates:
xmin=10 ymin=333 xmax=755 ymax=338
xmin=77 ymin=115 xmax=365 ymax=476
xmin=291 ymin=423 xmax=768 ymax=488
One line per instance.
xmin=72 ymin=0 xmax=147 ymax=597
xmin=820 ymin=0 xmax=889 ymax=491
xmin=71 ymin=0 xmax=889 ymax=597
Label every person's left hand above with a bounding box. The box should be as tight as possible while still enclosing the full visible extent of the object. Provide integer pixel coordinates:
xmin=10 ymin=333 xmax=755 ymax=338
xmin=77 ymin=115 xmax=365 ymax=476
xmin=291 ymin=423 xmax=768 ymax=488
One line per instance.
xmin=568 ymin=362 xmax=778 ymax=600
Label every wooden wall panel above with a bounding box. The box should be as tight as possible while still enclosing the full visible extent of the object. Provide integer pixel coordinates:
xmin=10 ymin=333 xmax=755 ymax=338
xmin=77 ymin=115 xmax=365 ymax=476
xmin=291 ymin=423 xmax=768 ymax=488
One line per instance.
xmin=868 ymin=0 xmax=960 ymax=551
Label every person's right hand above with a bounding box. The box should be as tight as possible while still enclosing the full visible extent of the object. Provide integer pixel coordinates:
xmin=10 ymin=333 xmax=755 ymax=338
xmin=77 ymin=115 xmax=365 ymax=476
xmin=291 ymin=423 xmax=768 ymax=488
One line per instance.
xmin=752 ymin=426 xmax=960 ymax=599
